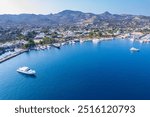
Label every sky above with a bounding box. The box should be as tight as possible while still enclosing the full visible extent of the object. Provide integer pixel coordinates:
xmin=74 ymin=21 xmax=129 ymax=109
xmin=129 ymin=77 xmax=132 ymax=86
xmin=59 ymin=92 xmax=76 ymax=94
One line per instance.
xmin=0 ymin=0 xmax=150 ymax=15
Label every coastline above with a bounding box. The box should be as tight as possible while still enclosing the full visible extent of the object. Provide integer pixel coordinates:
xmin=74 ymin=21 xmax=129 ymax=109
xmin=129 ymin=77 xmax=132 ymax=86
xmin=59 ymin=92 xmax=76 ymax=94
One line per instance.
xmin=0 ymin=37 xmax=114 ymax=63
xmin=0 ymin=49 xmax=28 ymax=64
xmin=0 ymin=34 xmax=149 ymax=64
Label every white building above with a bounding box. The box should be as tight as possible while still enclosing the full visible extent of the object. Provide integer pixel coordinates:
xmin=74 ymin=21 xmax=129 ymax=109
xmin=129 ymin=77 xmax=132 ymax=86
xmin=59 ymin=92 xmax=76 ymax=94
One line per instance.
xmin=34 ymin=33 xmax=45 ymax=39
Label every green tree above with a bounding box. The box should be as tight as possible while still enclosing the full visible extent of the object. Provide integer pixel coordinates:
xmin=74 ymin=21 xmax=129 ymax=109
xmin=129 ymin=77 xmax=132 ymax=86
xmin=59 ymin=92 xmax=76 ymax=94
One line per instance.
xmin=98 ymin=31 xmax=103 ymax=37
xmin=51 ymin=32 xmax=58 ymax=38
xmin=89 ymin=32 xmax=95 ymax=38
xmin=25 ymin=31 xmax=37 ymax=41
xmin=17 ymin=34 xmax=26 ymax=40
xmin=43 ymin=37 xmax=56 ymax=44
xmin=24 ymin=39 xmax=35 ymax=49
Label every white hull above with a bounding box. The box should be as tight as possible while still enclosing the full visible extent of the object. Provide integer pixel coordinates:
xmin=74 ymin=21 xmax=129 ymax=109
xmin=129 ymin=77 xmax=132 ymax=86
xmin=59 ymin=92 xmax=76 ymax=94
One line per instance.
xmin=130 ymin=38 xmax=135 ymax=42
xmin=80 ymin=40 xmax=84 ymax=43
xmin=130 ymin=47 xmax=140 ymax=52
xmin=92 ymin=39 xmax=100 ymax=44
xmin=17 ymin=70 xmax=36 ymax=75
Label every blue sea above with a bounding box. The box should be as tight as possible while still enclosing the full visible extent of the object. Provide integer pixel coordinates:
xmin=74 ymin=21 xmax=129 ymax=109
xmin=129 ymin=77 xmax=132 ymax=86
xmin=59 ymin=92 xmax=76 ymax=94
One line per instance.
xmin=0 ymin=39 xmax=150 ymax=100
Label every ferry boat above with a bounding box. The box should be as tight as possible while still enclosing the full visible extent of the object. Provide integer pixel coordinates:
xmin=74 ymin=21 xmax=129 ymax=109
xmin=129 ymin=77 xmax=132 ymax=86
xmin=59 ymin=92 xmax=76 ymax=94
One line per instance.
xmin=17 ymin=67 xmax=36 ymax=75
xmin=130 ymin=47 xmax=140 ymax=52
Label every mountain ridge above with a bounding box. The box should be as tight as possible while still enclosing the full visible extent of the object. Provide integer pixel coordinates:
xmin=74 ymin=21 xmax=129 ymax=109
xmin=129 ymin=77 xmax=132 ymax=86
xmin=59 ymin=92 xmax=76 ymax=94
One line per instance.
xmin=0 ymin=10 xmax=150 ymax=29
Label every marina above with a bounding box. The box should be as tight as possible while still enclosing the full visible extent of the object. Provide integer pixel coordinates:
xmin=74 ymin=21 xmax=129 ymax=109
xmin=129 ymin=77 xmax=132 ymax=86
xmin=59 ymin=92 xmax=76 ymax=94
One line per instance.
xmin=0 ymin=37 xmax=149 ymax=64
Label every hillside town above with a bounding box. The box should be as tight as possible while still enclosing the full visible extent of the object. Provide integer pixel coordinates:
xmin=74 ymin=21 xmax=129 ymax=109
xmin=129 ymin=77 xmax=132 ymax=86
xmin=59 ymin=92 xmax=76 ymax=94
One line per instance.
xmin=1 ymin=10 xmax=150 ymax=62
xmin=0 ymin=25 xmax=150 ymax=51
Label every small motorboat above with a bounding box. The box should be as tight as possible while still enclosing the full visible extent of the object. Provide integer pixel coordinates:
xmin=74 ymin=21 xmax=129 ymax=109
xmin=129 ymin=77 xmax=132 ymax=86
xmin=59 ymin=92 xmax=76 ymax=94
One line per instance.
xmin=130 ymin=47 xmax=140 ymax=52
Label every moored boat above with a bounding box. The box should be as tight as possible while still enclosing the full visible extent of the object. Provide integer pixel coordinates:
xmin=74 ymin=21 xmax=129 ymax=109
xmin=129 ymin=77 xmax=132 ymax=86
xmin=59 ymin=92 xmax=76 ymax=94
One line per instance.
xmin=130 ymin=47 xmax=140 ymax=52
xmin=52 ymin=43 xmax=61 ymax=49
xmin=80 ymin=40 xmax=85 ymax=44
xmin=74 ymin=39 xmax=80 ymax=42
xmin=92 ymin=39 xmax=100 ymax=44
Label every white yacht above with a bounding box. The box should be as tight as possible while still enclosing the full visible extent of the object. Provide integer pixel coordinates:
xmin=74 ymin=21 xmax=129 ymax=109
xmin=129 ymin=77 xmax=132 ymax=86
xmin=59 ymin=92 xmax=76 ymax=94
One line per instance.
xmin=52 ymin=43 xmax=61 ymax=48
xmin=74 ymin=39 xmax=80 ymax=42
xmin=80 ymin=40 xmax=85 ymax=44
xmin=92 ymin=39 xmax=100 ymax=44
xmin=139 ymin=40 xmax=144 ymax=44
xmin=69 ymin=41 xmax=75 ymax=44
xmin=130 ymin=47 xmax=140 ymax=52
xmin=17 ymin=67 xmax=36 ymax=75
xmin=130 ymin=38 xmax=135 ymax=42
xmin=61 ymin=42 xmax=66 ymax=46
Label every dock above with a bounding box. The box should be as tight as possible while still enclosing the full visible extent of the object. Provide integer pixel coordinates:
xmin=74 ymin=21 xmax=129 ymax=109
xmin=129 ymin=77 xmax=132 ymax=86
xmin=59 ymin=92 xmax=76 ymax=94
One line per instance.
xmin=0 ymin=49 xmax=28 ymax=63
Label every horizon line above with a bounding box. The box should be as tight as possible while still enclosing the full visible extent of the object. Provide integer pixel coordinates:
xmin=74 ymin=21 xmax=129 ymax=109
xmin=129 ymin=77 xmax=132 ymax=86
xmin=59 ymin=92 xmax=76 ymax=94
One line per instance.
xmin=0 ymin=10 xmax=149 ymax=16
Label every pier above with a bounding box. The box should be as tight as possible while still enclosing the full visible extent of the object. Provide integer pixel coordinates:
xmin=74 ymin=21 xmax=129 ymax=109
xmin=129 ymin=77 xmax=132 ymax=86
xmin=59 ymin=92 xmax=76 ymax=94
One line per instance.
xmin=0 ymin=49 xmax=28 ymax=63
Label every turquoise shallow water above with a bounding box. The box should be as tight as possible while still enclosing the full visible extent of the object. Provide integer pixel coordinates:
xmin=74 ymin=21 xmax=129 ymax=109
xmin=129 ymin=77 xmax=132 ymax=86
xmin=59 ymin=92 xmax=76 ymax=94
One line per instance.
xmin=0 ymin=39 xmax=150 ymax=100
